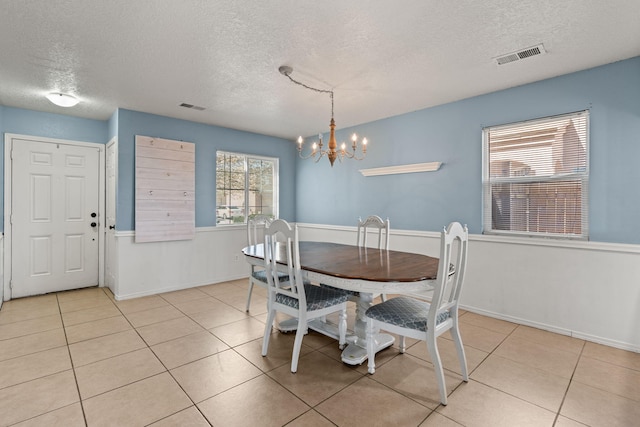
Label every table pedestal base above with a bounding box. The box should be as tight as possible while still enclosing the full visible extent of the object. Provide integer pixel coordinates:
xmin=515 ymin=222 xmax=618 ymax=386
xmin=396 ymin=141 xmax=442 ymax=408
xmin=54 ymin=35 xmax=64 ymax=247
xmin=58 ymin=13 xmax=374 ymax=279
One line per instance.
xmin=276 ymin=318 xmax=394 ymax=366
xmin=277 ymin=318 xmax=299 ymax=333
xmin=341 ymin=333 xmax=394 ymax=365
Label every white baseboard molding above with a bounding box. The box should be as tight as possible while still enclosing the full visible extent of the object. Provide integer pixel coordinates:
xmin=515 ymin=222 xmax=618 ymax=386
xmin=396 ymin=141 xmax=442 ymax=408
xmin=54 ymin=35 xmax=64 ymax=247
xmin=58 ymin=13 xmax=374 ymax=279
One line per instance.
xmin=114 ymin=274 xmax=248 ymax=301
xmin=461 ymin=304 xmax=640 ymax=353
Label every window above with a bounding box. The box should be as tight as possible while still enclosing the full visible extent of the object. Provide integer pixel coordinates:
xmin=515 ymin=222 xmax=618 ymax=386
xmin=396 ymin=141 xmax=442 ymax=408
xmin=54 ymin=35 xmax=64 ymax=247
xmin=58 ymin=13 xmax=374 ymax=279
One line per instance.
xmin=216 ymin=151 xmax=278 ymax=225
xmin=482 ymin=111 xmax=589 ymax=239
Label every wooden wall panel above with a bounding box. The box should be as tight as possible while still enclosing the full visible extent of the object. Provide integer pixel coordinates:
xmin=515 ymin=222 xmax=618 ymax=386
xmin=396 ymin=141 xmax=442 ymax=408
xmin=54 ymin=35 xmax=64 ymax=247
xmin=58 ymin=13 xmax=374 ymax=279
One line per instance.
xmin=135 ymin=135 xmax=195 ymax=242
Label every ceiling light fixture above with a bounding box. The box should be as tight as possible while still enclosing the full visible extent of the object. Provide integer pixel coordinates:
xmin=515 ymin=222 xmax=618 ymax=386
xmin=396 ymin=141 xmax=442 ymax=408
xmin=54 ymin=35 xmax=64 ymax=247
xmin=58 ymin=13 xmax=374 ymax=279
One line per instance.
xmin=279 ymin=65 xmax=367 ymax=167
xmin=46 ymin=92 xmax=79 ymax=107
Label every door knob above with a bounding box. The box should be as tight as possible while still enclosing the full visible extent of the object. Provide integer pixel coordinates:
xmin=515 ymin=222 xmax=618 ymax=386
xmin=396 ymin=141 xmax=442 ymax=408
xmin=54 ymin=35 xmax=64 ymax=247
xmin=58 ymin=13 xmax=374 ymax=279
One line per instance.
xmin=91 ymin=222 xmax=97 ymax=227
xmin=109 ymin=225 xmax=115 ymax=230
xmin=91 ymin=212 xmax=97 ymax=218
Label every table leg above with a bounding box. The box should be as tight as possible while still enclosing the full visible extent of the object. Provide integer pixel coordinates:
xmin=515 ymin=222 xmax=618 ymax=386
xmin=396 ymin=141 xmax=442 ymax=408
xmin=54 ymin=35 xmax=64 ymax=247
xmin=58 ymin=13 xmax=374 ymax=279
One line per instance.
xmin=341 ymin=292 xmax=394 ymax=365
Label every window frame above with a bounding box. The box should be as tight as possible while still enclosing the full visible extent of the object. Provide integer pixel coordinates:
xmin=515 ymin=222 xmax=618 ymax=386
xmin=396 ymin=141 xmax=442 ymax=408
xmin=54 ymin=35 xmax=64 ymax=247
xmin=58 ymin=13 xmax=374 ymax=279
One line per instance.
xmin=482 ymin=110 xmax=590 ymax=240
xmin=215 ymin=150 xmax=279 ymax=226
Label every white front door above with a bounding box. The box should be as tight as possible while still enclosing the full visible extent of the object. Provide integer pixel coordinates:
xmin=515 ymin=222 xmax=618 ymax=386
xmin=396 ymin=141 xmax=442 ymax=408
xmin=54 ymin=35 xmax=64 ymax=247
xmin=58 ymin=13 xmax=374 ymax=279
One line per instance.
xmin=10 ymin=138 xmax=101 ymax=298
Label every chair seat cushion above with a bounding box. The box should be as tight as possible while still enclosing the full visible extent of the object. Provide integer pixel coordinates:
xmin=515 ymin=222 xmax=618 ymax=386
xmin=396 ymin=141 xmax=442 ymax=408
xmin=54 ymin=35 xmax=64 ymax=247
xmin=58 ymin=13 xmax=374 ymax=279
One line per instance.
xmin=276 ymin=284 xmax=350 ymax=311
xmin=365 ymin=296 xmax=450 ymax=331
xmin=252 ymin=270 xmax=289 ymax=283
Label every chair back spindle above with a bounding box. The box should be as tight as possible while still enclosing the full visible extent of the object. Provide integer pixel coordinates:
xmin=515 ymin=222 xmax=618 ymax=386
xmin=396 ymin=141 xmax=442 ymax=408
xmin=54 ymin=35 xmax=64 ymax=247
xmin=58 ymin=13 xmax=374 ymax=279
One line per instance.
xmin=357 ymin=215 xmax=390 ymax=250
xmin=264 ymin=219 xmax=305 ymax=307
xmin=428 ymin=222 xmax=469 ymax=337
xmin=244 ymin=214 xmax=276 ymax=312
xmin=247 ymin=214 xmax=273 ymax=246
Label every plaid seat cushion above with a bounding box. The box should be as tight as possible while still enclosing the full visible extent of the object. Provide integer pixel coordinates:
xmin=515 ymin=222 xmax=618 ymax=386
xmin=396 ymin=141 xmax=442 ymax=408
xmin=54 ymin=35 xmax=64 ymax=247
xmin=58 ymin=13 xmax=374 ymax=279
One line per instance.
xmin=365 ymin=296 xmax=450 ymax=331
xmin=275 ymin=284 xmax=350 ymax=311
xmin=252 ymin=269 xmax=289 ymax=283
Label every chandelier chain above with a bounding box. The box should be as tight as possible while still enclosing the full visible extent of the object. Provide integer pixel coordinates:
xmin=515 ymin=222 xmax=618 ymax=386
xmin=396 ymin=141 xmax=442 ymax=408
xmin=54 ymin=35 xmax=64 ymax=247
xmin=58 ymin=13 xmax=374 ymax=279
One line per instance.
xmin=282 ymin=73 xmax=334 ymax=118
xmin=280 ymin=64 xmax=367 ymax=166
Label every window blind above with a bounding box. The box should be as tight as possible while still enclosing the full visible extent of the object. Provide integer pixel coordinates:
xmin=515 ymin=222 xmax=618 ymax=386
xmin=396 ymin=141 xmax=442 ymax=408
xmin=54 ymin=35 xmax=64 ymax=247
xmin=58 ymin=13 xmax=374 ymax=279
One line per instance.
xmin=482 ymin=110 xmax=589 ymax=239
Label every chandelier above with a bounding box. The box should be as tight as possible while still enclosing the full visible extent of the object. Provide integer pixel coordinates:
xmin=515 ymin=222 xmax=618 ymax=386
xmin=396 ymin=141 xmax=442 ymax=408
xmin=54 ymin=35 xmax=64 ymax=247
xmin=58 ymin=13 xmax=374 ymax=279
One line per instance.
xmin=279 ymin=65 xmax=368 ymax=167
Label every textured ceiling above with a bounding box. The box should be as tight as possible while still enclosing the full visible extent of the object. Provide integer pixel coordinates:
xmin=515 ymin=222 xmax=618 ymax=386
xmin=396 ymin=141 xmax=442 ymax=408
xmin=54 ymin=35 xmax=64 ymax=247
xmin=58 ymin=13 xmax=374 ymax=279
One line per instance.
xmin=1 ymin=1 xmax=639 ymax=140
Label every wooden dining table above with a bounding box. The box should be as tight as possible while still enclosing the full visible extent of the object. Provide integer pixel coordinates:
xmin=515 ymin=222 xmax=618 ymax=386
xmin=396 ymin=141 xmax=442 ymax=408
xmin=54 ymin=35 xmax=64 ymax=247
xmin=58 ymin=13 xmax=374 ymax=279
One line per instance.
xmin=242 ymin=241 xmax=440 ymax=365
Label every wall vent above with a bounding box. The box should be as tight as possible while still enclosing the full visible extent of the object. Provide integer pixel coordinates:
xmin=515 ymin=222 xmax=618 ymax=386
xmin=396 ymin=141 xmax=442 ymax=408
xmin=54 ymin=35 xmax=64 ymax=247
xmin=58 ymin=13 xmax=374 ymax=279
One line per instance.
xmin=495 ymin=44 xmax=546 ymax=65
xmin=179 ymin=103 xmax=205 ymax=111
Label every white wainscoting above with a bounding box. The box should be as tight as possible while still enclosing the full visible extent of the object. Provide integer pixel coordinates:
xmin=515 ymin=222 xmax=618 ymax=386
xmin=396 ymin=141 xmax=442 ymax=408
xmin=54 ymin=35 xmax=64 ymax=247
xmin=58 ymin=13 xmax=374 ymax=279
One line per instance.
xmin=113 ymin=225 xmax=249 ymax=300
xmin=112 ymin=222 xmax=640 ymax=352
xmin=297 ymin=223 xmax=640 ymax=353
xmin=0 ymin=235 xmax=3 ymax=307
xmin=465 ymin=235 xmax=640 ymax=352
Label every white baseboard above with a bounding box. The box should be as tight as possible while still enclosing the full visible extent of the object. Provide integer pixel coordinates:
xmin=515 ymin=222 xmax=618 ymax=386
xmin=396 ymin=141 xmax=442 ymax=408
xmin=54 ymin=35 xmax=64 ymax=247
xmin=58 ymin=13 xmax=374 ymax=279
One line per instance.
xmin=113 ymin=273 xmax=248 ymax=301
xmin=461 ymin=304 xmax=640 ymax=353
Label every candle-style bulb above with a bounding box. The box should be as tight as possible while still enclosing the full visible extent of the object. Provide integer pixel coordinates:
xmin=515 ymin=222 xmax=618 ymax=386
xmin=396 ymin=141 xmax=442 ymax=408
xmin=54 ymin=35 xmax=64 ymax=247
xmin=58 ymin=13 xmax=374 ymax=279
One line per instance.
xmin=297 ymin=136 xmax=303 ymax=145
xmin=351 ymin=133 xmax=357 ymax=142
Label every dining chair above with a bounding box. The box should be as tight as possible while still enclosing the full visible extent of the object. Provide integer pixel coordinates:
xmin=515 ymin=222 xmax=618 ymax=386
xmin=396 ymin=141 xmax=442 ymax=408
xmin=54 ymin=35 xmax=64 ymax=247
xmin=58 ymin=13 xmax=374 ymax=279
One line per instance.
xmin=320 ymin=215 xmax=391 ymax=305
xmin=364 ymin=222 xmax=469 ymax=405
xmin=358 ymin=215 xmax=390 ymax=302
xmin=245 ymin=214 xmax=285 ymax=312
xmin=357 ymin=215 xmax=390 ymax=250
xmin=262 ymin=219 xmax=349 ymax=373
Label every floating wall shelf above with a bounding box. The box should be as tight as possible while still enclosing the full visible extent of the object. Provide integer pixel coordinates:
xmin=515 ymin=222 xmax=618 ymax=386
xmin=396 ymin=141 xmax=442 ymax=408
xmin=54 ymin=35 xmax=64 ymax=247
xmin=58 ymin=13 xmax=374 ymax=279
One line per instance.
xmin=359 ymin=162 xmax=442 ymax=177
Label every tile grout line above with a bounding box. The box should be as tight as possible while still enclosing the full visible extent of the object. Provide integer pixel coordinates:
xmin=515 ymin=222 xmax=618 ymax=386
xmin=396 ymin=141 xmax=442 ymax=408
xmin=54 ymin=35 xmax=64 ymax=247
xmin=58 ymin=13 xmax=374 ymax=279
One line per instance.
xmin=58 ymin=291 xmax=90 ymax=427
xmin=117 ymin=289 xmax=213 ymax=426
xmin=552 ymin=340 xmax=586 ymax=426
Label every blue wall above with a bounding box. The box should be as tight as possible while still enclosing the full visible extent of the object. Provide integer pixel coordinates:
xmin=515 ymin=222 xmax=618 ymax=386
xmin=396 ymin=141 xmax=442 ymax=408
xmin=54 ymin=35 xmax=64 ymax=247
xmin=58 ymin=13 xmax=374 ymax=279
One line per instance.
xmin=295 ymin=57 xmax=640 ymax=244
xmin=116 ymin=109 xmax=296 ymax=230
xmin=0 ymin=107 xmax=108 ymax=230
xmin=0 ymin=107 xmax=295 ymax=233
xmin=2 ymin=57 xmax=639 ymax=243
xmin=1 ymin=107 xmax=109 ymax=143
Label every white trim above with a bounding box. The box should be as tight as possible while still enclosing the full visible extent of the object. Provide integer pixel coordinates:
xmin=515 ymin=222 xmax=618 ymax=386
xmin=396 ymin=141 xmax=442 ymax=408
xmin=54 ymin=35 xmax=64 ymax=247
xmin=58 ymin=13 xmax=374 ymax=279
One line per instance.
xmin=114 ymin=224 xmax=247 ymax=237
xmin=296 ymin=222 xmax=441 ymax=239
xmin=359 ymin=162 xmax=442 ymax=177
xmin=113 ymin=275 xmax=247 ymax=301
xmin=461 ymin=305 xmax=640 ymax=353
xmin=297 ymin=222 xmax=640 ymax=253
xmin=105 ymin=137 xmax=118 ymax=294
xmin=473 ymin=232 xmax=640 ymax=254
xmin=0 ymin=235 xmax=3 ymax=306
xmin=215 ymin=150 xmax=279 ymax=223
xmin=3 ymin=133 xmax=106 ymax=301
xmin=482 ymin=110 xmax=590 ymax=239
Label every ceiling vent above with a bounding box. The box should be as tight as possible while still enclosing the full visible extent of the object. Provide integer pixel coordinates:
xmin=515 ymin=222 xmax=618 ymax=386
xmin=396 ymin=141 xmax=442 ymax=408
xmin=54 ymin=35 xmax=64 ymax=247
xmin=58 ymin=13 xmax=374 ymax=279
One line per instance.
xmin=179 ymin=102 xmax=205 ymax=111
xmin=495 ymin=44 xmax=546 ymax=65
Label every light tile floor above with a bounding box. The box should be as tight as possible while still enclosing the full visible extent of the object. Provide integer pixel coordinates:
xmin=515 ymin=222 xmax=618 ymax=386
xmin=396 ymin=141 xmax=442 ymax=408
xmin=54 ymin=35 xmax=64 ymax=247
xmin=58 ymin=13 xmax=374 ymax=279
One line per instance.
xmin=1 ymin=279 xmax=639 ymax=426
